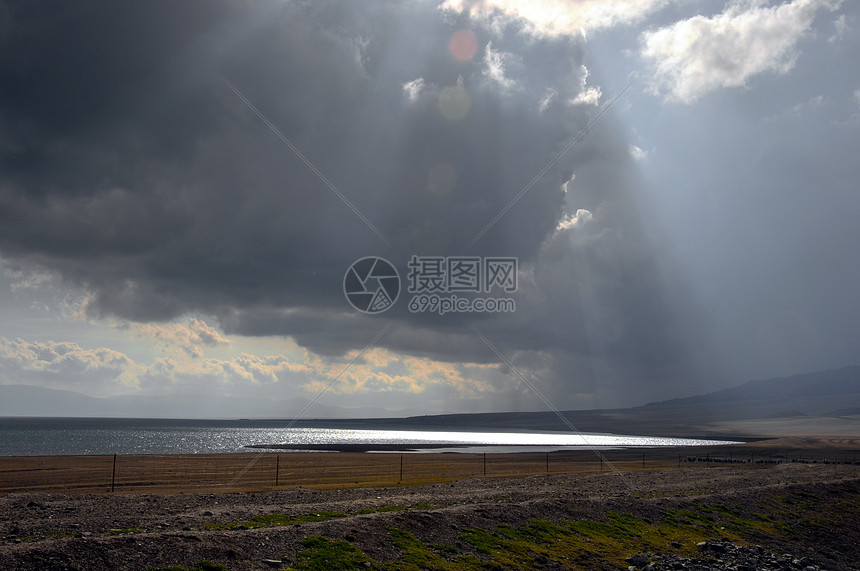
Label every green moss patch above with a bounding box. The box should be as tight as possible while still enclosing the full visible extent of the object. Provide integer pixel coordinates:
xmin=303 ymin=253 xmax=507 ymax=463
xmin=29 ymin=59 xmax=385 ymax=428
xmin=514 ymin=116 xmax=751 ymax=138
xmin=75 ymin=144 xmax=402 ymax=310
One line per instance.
xmin=285 ymin=536 xmax=377 ymax=570
xmin=385 ymin=529 xmax=460 ymax=570
xmin=204 ymin=511 xmax=347 ymax=531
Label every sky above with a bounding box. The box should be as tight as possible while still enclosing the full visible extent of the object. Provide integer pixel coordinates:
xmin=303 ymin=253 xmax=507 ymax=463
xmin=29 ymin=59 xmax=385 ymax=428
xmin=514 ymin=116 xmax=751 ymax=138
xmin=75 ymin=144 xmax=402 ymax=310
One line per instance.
xmin=0 ymin=0 xmax=858 ymax=418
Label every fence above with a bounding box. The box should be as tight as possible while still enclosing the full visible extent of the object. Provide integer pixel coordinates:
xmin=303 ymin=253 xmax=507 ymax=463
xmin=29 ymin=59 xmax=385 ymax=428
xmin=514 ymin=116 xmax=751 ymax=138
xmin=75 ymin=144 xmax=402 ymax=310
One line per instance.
xmin=1 ymin=448 xmax=856 ymax=494
xmin=0 ymin=450 xmax=642 ymax=493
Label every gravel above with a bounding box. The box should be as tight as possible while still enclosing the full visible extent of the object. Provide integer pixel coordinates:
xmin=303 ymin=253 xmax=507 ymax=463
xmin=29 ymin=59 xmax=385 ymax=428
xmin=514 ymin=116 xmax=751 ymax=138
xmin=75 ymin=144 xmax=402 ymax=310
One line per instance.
xmin=0 ymin=463 xmax=857 ymax=570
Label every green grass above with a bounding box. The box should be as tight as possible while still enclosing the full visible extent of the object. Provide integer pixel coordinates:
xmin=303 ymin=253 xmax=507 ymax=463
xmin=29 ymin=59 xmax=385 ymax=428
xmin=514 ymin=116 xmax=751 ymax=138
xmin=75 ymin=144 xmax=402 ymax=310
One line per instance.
xmin=284 ymin=536 xmax=377 ymax=570
xmin=46 ymin=531 xmax=81 ymax=539
xmin=273 ymin=514 xmax=718 ymax=571
xmin=679 ymin=503 xmax=794 ymax=536
xmin=155 ymin=486 xmax=860 ymax=571
xmin=127 ymin=506 xmax=796 ymax=571
xmin=458 ymin=511 xmax=727 ymax=569
xmin=384 ymin=529 xmax=459 ymax=570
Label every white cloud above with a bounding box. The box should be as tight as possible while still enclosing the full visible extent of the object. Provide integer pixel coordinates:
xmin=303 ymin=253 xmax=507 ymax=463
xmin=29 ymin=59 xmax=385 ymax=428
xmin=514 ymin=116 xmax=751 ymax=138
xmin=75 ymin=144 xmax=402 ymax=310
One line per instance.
xmin=125 ymin=317 xmax=230 ymax=358
xmin=641 ymin=0 xmax=843 ymax=104
xmin=828 ymin=13 xmax=850 ymax=43
xmin=0 ymin=334 xmax=314 ymax=396
xmin=483 ymin=41 xmax=516 ymax=89
xmin=0 ymin=329 xmax=496 ymax=403
xmin=556 ymin=208 xmax=593 ymax=231
xmin=353 ymin=35 xmax=370 ymax=70
xmin=538 ymin=87 xmax=558 ymax=112
xmin=0 ymin=338 xmax=144 ymax=393
xmin=442 ymin=0 xmax=674 ymax=38
xmin=402 ymin=77 xmax=426 ymax=102
xmin=2 ymin=264 xmax=54 ymax=293
xmin=629 ymin=144 xmax=648 ymax=161
xmin=560 ymin=173 xmax=576 ymax=194
xmin=569 ymin=65 xmax=602 ymax=106
xmin=301 ymin=353 xmax=494 ymax=397
xmin=792 ymin=94 xmax=826 ymax=113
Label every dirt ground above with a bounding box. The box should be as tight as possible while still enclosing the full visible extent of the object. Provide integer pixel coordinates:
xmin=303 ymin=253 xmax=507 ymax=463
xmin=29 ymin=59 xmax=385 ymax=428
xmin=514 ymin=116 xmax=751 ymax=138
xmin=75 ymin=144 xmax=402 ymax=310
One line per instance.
xmin=1 ymin=456 xmax=859 ymax=570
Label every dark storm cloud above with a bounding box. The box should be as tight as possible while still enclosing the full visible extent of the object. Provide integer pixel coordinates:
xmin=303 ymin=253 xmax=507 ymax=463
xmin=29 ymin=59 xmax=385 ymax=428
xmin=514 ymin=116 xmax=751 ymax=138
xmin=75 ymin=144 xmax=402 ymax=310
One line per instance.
xmin=0 ymin=0 xmax=706 ymax=406
xmin=0 ymin=1 xmax=237 ymax=189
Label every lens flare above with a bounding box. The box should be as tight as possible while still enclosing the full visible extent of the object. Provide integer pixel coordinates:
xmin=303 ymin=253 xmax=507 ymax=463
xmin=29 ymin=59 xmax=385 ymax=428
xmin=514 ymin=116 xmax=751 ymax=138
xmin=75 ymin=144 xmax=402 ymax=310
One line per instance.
xmin=438 ymin=80 xmax=471 ymax=121
xmin=449 ymin=29 xmax=478 ymax=61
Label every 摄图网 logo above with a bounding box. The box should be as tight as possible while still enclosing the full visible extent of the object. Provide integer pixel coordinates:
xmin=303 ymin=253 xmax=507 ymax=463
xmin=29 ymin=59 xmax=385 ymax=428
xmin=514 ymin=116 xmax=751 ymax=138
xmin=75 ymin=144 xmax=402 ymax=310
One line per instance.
xmin=343 ymin=256 xmax=401 ymax=314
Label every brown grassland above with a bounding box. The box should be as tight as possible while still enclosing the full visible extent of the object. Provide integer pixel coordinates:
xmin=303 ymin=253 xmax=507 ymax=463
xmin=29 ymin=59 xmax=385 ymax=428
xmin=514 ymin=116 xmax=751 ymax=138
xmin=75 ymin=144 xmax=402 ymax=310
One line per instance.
xmin=1 ymin=437 xmax=859 ymax=494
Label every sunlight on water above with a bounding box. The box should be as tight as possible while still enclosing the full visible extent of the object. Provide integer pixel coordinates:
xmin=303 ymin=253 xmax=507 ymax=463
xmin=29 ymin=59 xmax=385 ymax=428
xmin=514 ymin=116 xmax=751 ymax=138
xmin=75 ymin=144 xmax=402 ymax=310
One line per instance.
xmin=0 ymin=418 xmax=739 ymax=456
xmin=253 ymin=427 xmax=738 ymax=452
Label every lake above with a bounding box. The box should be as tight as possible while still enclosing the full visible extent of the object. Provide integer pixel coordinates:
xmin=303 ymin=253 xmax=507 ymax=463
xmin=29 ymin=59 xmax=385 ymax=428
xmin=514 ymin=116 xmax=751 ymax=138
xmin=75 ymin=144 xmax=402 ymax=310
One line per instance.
xmin=0 ymin=417 xmax=739 ymax=456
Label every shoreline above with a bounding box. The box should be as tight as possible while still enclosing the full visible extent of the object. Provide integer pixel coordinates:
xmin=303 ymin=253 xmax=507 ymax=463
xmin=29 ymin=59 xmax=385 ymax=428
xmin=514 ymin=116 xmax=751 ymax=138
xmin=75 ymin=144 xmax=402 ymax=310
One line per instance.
xmin=242 ymin=439 xmax=753 ymax=453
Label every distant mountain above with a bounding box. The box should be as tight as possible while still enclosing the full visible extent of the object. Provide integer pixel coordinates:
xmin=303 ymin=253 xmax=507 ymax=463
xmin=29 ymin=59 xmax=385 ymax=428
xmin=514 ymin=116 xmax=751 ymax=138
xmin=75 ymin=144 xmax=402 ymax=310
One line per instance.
xmin=374 ymin=366 xmax=860 ymax=438
xmin=0 ymin=385 xmax=104 ymax=416
xmin=0 ymin=384 xmax=401 ymax=419
xmin=645 ymin=366 xmax=860 ymax=409
xmin=627 ymin=365 xmax=860 ymax=428
xmin=2 ymin=366 xmax=858 ymax=439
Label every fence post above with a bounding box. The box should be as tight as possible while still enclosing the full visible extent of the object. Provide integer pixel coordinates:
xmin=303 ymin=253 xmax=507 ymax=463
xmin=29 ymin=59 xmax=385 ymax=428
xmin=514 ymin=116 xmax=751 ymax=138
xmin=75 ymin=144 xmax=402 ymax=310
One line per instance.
xmin=399 ymin=454 xmax=403 ymax=483
xmin=275 ymin=455 xmax=279 ymax=486
xmin=546 ymin=452 xmax=549 ymax=474
xmin=111 ymin=454 xmax=117 ymax=492
xmin=483 ymin=453 xmax=486 ymax=477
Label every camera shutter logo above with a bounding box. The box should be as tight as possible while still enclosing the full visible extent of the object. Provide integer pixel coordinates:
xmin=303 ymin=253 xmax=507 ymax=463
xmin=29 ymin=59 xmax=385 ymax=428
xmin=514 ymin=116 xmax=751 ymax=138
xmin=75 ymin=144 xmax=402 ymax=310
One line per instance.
xmin=343 ymin=257 xmax=400 ymax=313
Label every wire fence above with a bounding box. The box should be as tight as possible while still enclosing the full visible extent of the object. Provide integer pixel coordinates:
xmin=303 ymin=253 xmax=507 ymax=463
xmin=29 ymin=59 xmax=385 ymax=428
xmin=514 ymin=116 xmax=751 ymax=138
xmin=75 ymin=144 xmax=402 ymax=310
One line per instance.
xmin=0 ymin=449 xmax=856 ymax=494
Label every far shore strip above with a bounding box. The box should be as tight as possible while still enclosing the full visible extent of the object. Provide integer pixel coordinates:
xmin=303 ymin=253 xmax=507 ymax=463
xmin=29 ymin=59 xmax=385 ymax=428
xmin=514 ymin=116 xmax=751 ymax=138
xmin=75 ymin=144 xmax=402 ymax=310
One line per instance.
xmin=244 ymin=440 xmax=754 ymax=453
